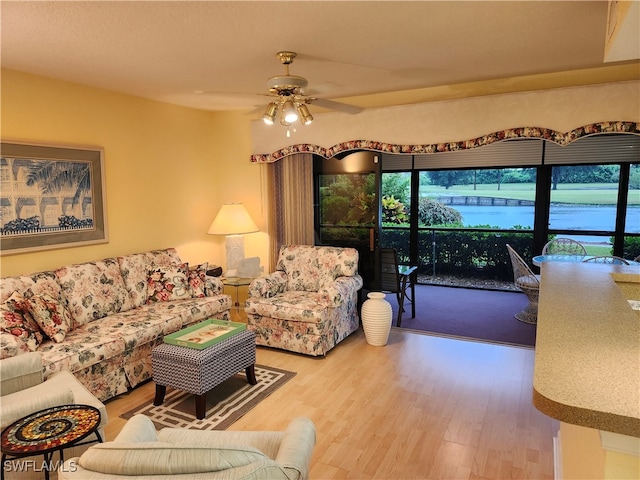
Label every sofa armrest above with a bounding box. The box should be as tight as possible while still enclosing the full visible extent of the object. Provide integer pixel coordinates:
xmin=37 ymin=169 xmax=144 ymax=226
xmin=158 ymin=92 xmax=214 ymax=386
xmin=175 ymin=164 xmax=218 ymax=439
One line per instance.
xmin=205 ymin=275 xmax=225 ymax=296
xmin=0 ymin=332 xmax=31 ymax=361
xmin=248 ymin=272 xmax=288 ymax=298
xmin=275 ymin=417 xmax=316 ymax=480
xmin=0 ymin=351 xmax=43 ymax=396
xmin=318 ymin=275 xmax=364 ymax=306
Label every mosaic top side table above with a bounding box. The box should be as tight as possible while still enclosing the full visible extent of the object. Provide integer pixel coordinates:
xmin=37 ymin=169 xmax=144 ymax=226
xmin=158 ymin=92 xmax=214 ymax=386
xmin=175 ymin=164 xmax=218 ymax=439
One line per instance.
xmin=1 ymin=404 xmax=102 ymax=480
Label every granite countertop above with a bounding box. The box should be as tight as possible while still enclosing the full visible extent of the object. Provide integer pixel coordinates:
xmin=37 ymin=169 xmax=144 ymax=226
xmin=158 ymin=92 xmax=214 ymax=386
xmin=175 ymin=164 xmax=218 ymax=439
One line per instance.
xmin=533 ymin=261 xmax=640 ymax=437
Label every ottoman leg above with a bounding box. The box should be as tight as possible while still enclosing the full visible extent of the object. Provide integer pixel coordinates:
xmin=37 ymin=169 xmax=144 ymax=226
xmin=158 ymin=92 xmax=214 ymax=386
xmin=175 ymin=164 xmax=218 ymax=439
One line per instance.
xmin=195 ymin=394 xmax=207 ymax=419
xmin=246 ymin=364 xmax=257 ymax=385
xmin=154 ymin=384 xmax=166 ymax=406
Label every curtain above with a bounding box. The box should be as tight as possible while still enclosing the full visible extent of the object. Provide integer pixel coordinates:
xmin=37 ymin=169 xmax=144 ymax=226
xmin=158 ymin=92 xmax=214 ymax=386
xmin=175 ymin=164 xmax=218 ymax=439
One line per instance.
xmin=267 ymin=153 xmax=315 ymax=269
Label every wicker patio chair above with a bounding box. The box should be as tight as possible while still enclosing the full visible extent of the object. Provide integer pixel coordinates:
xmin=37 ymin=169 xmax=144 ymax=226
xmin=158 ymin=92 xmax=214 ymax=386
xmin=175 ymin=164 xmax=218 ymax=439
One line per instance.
xmin=506 ymin=244 xmax=540 ymax=324
xmin=542 ymin=238 xmax=587 ymax=256
xmin=582 ymin=255 xmax=630 ymax=265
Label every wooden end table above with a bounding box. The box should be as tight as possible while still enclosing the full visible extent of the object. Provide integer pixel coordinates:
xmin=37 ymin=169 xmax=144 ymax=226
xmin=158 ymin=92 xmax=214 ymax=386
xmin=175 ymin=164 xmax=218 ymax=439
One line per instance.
xmin=1 ymin=404 xmax=102 ymax=480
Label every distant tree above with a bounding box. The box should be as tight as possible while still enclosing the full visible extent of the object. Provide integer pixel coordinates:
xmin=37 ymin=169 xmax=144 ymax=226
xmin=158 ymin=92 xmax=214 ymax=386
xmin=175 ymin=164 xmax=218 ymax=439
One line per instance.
xmin=428 ymin=171 xmax=473 ymax=189
xmin=551 ymin=165 xmax=618 ymax=190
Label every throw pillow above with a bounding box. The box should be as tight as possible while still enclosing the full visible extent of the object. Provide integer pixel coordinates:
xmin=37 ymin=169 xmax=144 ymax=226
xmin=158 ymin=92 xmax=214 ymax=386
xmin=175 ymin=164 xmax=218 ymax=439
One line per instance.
xmin=26 ymin=293 xmax=73 ymax=343
xmin=0 ymin=291 xmax=43 ymax=351
xmin=55 ymin=258 xmax=134 ymax=327
xmin=147 ymin=263 xmax=191 ymax=303
xmin=188 ymin=262 xmax=208 ymax=298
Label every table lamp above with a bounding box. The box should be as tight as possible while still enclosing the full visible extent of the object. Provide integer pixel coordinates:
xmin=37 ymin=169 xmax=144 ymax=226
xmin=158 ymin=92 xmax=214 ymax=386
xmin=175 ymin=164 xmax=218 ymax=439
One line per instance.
xmin=207 ymin=203 xmax=259 ymax=276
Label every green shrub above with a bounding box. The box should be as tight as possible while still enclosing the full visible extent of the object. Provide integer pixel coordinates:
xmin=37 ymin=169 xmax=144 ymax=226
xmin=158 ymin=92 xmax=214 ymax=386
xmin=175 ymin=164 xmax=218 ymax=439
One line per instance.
xmin=418 ymin=198 xmax=462 ymax=226
xmin=381 ymin=195 xmax=408 ymax=224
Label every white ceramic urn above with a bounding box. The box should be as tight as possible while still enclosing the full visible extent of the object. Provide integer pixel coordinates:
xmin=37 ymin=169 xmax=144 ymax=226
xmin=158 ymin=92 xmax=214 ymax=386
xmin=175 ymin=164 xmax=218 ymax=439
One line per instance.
xmin=361 ymin=292 xmax=393 ymax=346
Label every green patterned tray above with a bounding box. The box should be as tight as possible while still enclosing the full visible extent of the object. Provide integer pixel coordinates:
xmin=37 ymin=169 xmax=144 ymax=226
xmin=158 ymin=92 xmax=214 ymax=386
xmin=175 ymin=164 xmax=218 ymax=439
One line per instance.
xmin=164 ymin=319 xmax=246 ymax=349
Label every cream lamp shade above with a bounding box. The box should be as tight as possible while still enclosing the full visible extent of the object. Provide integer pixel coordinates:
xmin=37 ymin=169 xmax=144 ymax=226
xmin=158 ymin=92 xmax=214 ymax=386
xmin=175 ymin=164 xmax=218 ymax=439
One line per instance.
xmin=208 ymin=203 xmax=259 ymax=276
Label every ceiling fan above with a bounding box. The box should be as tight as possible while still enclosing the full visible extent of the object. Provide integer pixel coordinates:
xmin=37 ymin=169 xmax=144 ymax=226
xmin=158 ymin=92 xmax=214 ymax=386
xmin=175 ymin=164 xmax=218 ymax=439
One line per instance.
xmin=261 ymin=51 xmax=362 ymax=133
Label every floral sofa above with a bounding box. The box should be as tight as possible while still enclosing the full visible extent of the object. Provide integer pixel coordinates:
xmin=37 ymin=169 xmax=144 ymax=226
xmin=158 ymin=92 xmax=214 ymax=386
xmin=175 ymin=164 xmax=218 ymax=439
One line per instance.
xmin=245 ymin=245 xmax=363 ymax=356
xmin=0 ymin=248 xmax=232 ymax=402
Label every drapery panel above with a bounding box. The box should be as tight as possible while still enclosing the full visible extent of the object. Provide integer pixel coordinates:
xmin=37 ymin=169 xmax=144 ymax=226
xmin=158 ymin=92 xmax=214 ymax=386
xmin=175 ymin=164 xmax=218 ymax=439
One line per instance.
xmin=267 ymin=153 xmax=314 ymax=269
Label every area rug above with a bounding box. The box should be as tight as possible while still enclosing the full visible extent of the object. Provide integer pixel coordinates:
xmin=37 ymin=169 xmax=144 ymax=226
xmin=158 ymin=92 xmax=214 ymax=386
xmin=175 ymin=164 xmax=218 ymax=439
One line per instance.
xmin=121 ymin=365 xmax=295 ymax=430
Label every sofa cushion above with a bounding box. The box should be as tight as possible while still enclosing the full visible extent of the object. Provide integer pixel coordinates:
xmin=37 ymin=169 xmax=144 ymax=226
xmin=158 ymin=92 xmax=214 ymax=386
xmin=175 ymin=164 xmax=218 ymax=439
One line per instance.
xmin=55 ymin=258 xmax=134 ymax=328
xmin=0 ymin=291 xmax=43 ymax=351
xmin=38 ymin=326 xmax=126 ymax=377
xmin=0 ymin=271 xmax=64 ymax=305
xmin=245 ymin=290 xmax=332 ymax=323
xmin=147 ymin=263 xmax=191 ymax=303
xmin=25 ymin=293 xmax=73 ymax=343
xmin=138 ymin=296 xmax=233 ymax=327
xmin=78 ymin=442 xmax=270 ymax=475
xmin=90 ymin=309 xmax=183 ymax=349
xmin=118 ymin=248 xmax=183 ymax=308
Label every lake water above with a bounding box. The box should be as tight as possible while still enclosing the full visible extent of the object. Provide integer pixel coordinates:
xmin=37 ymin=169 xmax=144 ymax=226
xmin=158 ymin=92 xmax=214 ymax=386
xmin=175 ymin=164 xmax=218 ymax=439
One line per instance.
xmin=454 ymin=205 xmax=640 ymax=242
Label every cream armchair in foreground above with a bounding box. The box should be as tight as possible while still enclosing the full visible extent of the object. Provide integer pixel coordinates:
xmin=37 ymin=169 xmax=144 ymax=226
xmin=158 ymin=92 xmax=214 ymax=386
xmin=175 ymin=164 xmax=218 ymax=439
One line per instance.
xmin=59 ymin=414 xmax=316 ymax=480
xmin=0 ymin=352 xmax=107 ymax=480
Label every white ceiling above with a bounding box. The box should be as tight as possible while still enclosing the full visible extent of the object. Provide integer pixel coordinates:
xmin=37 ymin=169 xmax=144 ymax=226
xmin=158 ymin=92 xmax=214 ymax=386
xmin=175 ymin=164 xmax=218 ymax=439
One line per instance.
xmin=1 ymin=1 xmax=638 ymax=116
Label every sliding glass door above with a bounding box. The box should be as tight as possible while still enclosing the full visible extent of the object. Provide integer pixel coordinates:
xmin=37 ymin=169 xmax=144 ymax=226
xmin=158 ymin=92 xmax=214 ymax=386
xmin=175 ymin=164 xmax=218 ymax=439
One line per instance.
xmin=314 ymin=152 xmax=380 ymax=290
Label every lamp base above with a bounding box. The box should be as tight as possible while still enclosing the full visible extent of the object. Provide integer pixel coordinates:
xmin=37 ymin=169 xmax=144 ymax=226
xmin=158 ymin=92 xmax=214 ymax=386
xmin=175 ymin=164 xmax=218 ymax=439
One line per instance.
xmin=225 ymin=235 xmax=245 ymax=274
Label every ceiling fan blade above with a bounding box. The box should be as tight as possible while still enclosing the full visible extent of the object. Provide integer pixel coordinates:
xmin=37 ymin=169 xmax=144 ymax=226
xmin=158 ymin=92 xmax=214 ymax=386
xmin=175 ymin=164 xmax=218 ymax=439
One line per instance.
xmin=309 ymin=98 xmax=363 ymax=115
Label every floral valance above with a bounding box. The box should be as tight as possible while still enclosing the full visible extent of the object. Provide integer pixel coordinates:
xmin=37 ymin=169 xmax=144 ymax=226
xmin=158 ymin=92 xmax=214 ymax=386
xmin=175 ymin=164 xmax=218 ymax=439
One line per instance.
xmin=250 ymin=121 xmax=639 ymax=163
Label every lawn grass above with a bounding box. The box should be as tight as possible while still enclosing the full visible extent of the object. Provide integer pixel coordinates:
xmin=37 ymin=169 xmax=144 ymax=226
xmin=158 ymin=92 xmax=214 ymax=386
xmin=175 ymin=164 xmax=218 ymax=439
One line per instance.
xmin=583 ymin=244 xmax=614 ymax=256
xmin=420 ymin=183 xmax=640 ymax=205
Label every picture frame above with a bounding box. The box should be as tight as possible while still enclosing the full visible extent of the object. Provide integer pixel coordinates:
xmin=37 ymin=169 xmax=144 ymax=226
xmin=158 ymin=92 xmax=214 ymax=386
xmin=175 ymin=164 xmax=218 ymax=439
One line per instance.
xmin=0 ymin=140 xmax=108 ymax=255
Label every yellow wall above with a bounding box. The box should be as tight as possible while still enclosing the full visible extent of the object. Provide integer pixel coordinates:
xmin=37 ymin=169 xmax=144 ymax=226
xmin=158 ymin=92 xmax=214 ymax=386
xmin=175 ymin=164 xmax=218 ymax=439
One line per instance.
xmin=560 ymin=422 xmax=640 ymax=480
xmin=0 ymin=69 xmax=267 ymax=276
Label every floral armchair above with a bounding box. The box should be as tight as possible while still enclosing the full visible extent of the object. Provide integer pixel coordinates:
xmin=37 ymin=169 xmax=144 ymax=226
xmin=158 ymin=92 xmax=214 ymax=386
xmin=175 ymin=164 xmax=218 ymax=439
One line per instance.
xmin=245 ymin=245 xmax=363 ymax=356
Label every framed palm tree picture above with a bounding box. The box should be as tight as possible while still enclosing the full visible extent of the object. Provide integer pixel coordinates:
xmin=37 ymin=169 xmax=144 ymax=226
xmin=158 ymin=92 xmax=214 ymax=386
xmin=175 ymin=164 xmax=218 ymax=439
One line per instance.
xmin=0 ymin=140 xmax=108 ymax=255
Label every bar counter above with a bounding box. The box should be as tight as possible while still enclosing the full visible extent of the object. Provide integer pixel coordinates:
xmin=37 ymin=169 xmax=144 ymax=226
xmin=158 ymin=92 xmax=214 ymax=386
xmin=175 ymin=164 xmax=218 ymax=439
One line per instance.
xmin=533 ymin=261 xmax=640 ymax=437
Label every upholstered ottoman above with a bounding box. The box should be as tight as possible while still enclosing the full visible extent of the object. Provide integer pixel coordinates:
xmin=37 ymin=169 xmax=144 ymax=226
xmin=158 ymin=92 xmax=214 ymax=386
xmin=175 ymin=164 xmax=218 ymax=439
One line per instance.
xmin=151 ymin=329 xmax=257 ymax=419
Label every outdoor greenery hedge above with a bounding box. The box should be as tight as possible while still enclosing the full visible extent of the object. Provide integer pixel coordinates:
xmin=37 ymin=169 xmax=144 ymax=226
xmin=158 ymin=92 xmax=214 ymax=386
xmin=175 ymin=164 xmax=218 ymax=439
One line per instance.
xmin=381 ymin=228 xmax=535 ymax=281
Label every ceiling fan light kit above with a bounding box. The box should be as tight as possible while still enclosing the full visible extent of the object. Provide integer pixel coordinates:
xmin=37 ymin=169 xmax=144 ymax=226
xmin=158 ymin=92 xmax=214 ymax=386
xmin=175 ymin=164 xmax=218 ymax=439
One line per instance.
xmin=261 ymin=51 xmax=316 ymax=132
xmin=262 ymin=101 xmax=278 ymax=125
xmin=282 ymin=99 xmax=298 ymax=123
xmin=260 ymin=51 xmax=361 ymax=134
xmin=297 ymin=103 xmax=313 ymax=125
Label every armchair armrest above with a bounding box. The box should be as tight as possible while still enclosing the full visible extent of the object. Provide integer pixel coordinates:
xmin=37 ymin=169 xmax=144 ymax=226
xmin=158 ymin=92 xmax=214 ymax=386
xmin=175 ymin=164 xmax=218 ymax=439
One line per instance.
xmin=248 ymin=272 xmax=288 ymax=298
xmin=318 ymin=275 xmax=364 ymax=306
xmin=275 ymin=417 xmax=316 ymax=480
xmin=114 ymin=414 xmax=158 ymax=443
xmin=0 ymin=381 xmax=73 ymax=429
xmin=0 ymin=351 xmax=44 ymax=396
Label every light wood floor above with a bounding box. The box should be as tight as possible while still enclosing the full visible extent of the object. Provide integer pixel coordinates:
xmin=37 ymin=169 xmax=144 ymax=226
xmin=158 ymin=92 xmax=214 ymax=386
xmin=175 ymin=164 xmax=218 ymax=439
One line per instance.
xmin=104 ymin=328 xmax=557 ymax=480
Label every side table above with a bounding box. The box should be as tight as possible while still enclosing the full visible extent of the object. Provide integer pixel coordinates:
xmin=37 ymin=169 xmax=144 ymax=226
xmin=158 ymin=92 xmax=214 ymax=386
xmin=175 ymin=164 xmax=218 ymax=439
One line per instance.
xmin=1 ymin=404 xmax=102 ymax=480
xmin=222 ymin=276 xmax=255 ymax=312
